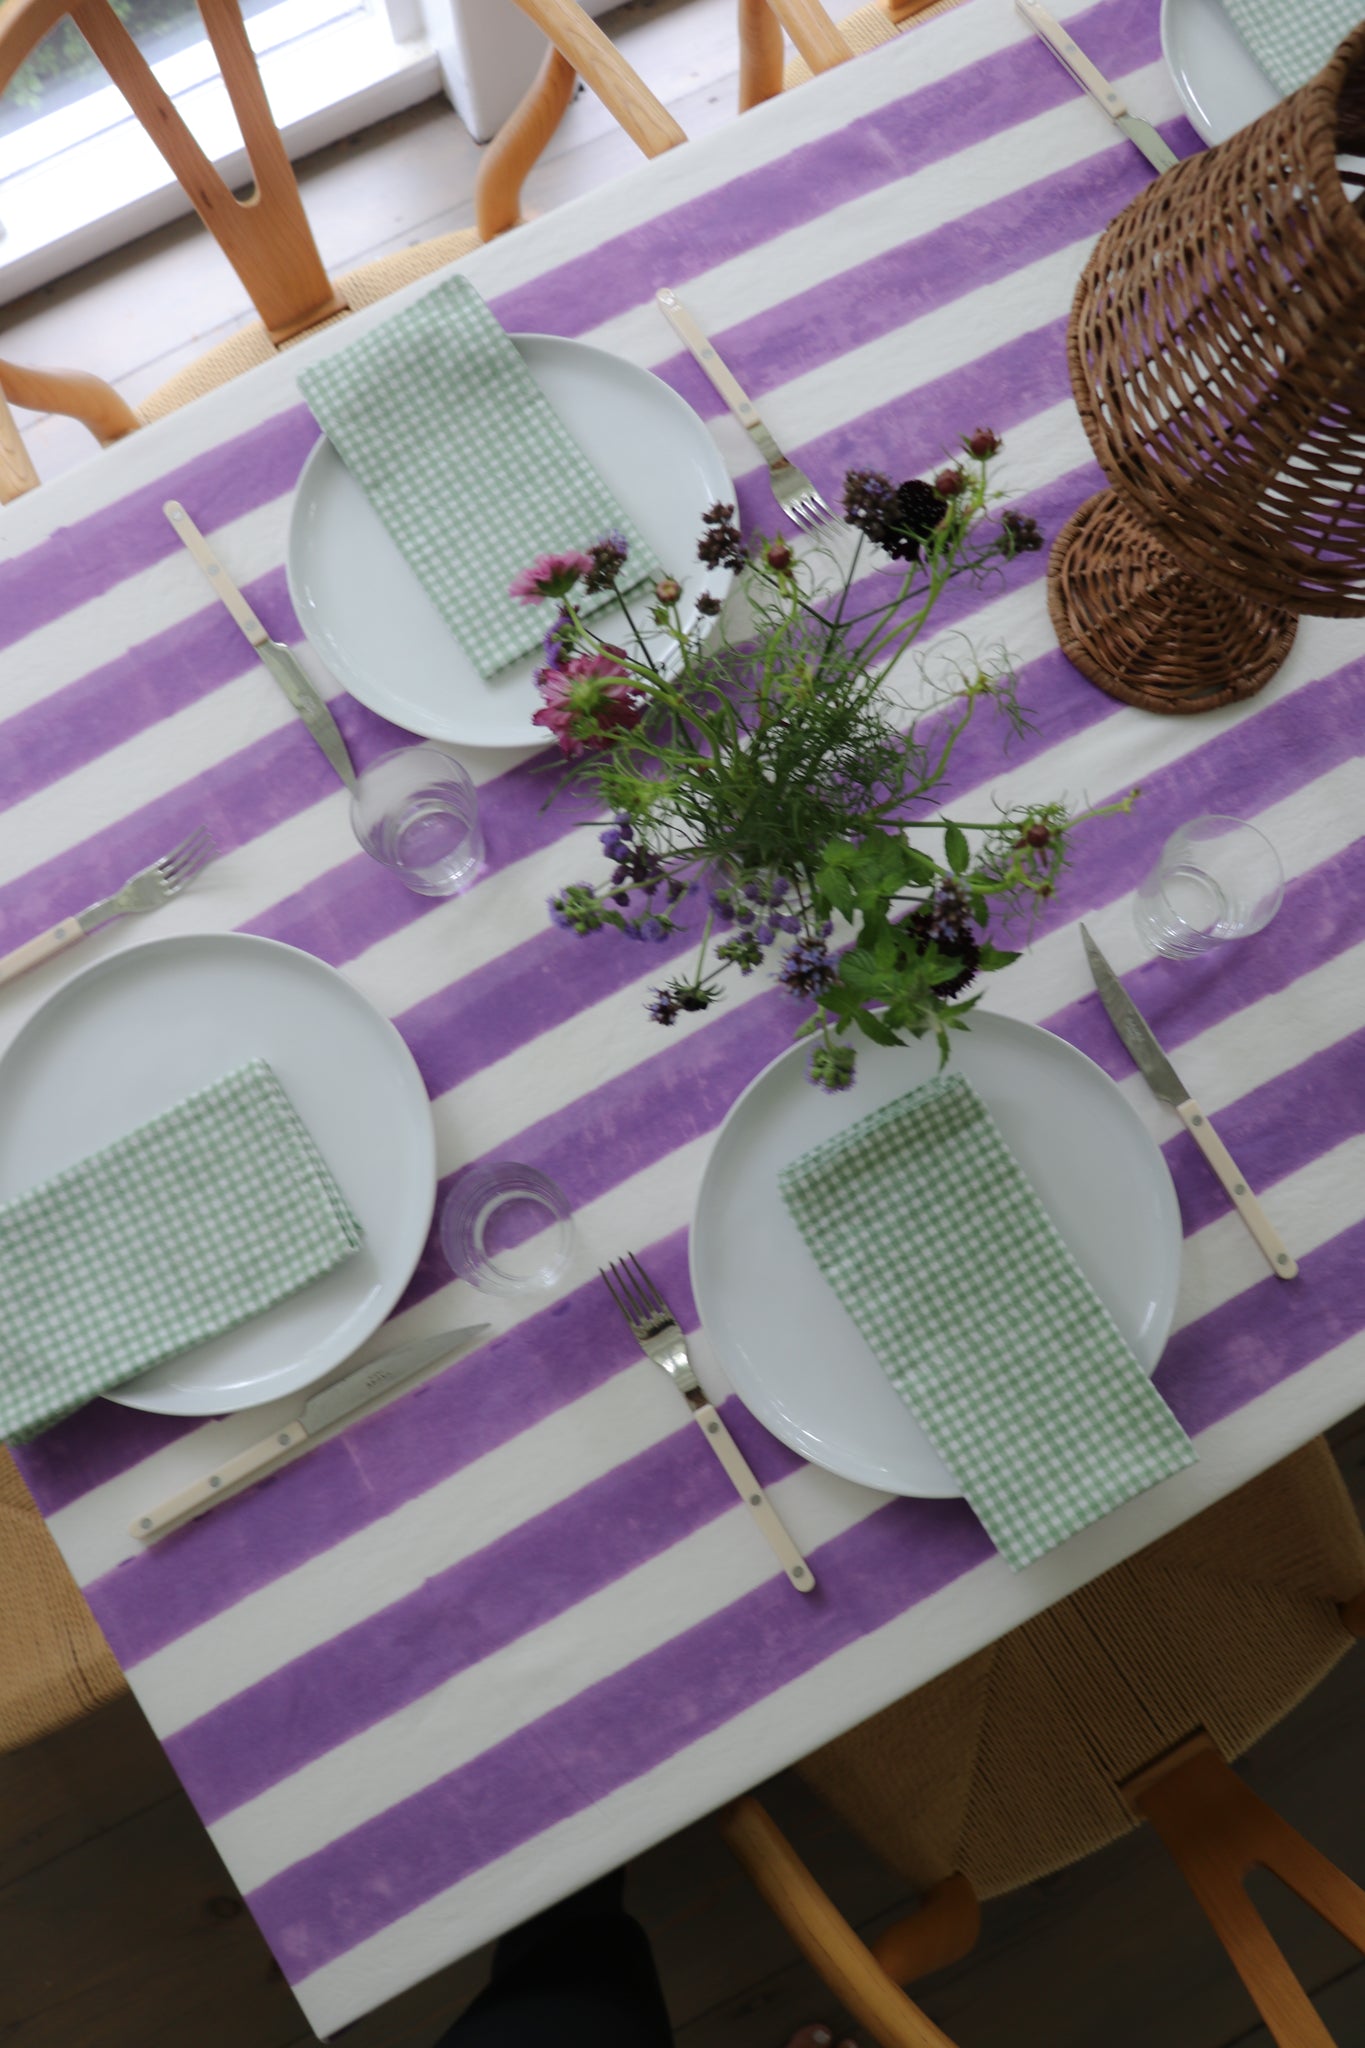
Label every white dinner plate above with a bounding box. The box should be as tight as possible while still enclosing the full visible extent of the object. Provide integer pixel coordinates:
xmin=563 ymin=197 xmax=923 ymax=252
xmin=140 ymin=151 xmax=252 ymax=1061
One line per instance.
xmin=0 ymin=934 xmax=436 ymax=1417
xmin=1160 ymin=0 xmax=1277 ymax=143
xmin=287 ymin=334 xmax=735 ymax=752
xmin=690 ymin=1013 xmax=1183 ymax=1498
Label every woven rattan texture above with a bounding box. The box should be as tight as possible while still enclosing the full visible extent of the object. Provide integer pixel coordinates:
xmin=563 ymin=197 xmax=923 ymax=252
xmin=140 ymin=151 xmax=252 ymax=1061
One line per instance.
xmin=0 ymin=1449 xmax=126 ymax=1753
xmin=797 ymin=1440 xmax=1365 ymax=1899
xmin=1047 ymin=492 xmax=1297 ymax=712
xmin=1067 ymin=21 xmax=1365 ymax=620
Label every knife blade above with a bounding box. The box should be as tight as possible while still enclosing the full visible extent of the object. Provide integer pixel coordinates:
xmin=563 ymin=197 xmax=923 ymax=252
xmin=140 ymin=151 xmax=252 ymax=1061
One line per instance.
xmin=130 ymin=1322 xmax=491 ymax=1539
xmin=1079 ymin=925 xmax=1296 ymax=1280
xmin=1015 ymin=0 xmax=1180 ymax=175
xmin=163 ymin=500 xmax=358 ymax=792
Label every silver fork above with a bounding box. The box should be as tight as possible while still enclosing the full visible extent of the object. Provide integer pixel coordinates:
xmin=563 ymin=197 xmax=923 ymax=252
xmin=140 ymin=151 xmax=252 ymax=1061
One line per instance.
xmin=602 ymin=1253 xmax=815 ymax=1592
xmin=0 ymin=827 xmax=216 ymax=989
xmin=656 ymin=289 xmax=838 ymax=535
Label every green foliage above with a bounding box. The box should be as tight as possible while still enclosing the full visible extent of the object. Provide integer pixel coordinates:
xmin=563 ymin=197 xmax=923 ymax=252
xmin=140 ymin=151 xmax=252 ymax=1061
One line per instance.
xmin=538 ymin=443 xmax=1137 ymax=1088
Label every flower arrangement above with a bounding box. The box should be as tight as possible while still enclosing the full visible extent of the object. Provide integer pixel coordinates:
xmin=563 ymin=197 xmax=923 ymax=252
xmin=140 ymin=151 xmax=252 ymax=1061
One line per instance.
xmin=517 ymin=433 xmax=1133 ymax=1089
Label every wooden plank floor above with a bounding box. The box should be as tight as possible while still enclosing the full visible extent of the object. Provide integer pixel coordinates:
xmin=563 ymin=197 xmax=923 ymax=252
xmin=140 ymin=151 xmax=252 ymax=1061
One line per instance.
xmin=5 ymin=4 xmax=1365 ymax=2039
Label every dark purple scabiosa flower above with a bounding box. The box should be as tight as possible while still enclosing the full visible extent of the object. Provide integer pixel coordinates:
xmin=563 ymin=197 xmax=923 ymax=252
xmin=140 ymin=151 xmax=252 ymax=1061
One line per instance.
xmin=934 ymin=466 xmax=967 ymax=498
xmin=810 ymin=1041 xmax=857 ymax=1092
xmin=965 ymin=427 xmax=1002 ymax=459
xmin=842 ymin=471 xmax=944 ymax=563
xmin=697 ymin=503 xmax=746 ymax=573
xmin=779 ymin=935 xmax=838 ymax=999
xmin=1000 ymin=509 xmax=1044 ymax=554
xmin=695 ymin=590 xmax=723 ymax=617
xmin=583 ymin=532 xmax=629 ymax=594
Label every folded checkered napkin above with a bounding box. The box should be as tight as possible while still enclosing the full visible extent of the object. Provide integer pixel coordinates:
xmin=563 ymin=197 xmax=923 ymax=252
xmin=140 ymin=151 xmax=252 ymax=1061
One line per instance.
xmin=0 ymin=1060 xmax=362 ymax=1444
xmin=778 ymin=1071 xmax=1194 ymax=1570
xmin=297 ymin=275 xmax=661 ymax=679
xmin=1219 ymin=0 xmax=1362 ymax=94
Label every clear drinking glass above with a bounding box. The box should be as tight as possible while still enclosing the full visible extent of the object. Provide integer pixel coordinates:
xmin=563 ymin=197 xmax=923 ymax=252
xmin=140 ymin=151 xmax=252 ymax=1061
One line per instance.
xmin=1133 ymin=814 xmax=1284 ymax=958
xmin=439 ymin=1163 xmax=574 ymax=1296
xmin=350 ymin=744 xmax=484 ymax=896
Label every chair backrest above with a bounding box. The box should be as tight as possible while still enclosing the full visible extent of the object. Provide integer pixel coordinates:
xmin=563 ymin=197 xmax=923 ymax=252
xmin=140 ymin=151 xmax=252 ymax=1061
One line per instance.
xmin=0 ymin=357 xmax=140 ymax=503
xmin=0 ymin=0 xmax=346 ymax=344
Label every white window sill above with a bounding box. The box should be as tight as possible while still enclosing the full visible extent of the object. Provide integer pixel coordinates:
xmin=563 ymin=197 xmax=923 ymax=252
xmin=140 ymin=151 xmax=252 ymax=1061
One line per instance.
xmin=0 ymin=0 xmax=441 ymax=306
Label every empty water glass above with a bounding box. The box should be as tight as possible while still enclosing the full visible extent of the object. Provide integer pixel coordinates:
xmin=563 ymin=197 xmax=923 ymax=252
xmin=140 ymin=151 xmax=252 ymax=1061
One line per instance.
xmin=1133 ymin=814 xmax=1284 ymax=958
xmin=350 ymin=744 xmax=483 ymax=896
xmin=440 ymin=1163 xmax=574 ymax=1296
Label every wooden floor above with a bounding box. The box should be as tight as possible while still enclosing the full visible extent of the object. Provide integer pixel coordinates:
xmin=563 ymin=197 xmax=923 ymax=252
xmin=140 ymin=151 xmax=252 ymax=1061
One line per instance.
xmin=6 ymin=1413 xmax=1365 ymax=2046
xmin=5 ymin=6 xmax=1365 ymax=2041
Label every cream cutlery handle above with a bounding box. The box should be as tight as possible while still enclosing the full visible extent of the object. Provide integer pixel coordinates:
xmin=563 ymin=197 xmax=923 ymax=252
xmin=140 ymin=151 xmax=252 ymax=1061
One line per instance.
xmin=693 ymin=1403 xmax=815 ymax=1592
xmin=1175 ymin=1098 xmax=1298 ymax=1280
xmin=655 ymin=289 xmax=785 ymax=468
xmin=0 ymin=918 xmax=85 ymax=988
xmin=1014 ymin=0 xmax=1129 ymax=117
xmin=130 ymin=1421 xmax=309 ymax=1539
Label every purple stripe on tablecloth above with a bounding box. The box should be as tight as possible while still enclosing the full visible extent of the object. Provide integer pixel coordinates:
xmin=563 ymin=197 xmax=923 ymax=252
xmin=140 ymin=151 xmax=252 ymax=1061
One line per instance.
xmin=1160 ymin=1028 xmax=1365 ymax=1238
xmin=0 ymin=408 xmax=318 ymax=655
xmin=487 ymin=0 xmax=1164 ymax=340
xmin=1047 ymin=836 xmax=1365 ymax=1083
xmin=76 ymin=1231 xmax=692 ymax=1663
xmin=650 ymin=141 xmax=1163 ymax=433
xmin=248 ymin=1209 xmax=1365 ymax=1983
xmin=168 ymin=1395 xmax=805 ymax=1823
xmin=0 ymin=567 xmax=341 ymax=816
xmin=1157 ymin=1217 xmax=1365 ymax=1435
xmin=250 ymin=1490 xmax=991 ymax=1982
xmin=13 ymin=1406 xmax=202 ymax=1517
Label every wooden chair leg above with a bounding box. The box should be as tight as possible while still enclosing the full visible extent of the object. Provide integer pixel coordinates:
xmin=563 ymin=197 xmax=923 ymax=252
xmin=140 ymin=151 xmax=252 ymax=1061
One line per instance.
xmin=475 ymin=43 xmax=578 ymax=240
xmin=763 ymin=0 xmax=854 ymax=77
xmin=738 ymin=0 xmax=787 ymax=109
xmin=720 ymin=1796 xmax=963 ymax=2048
xmin=504 ymin=0 xmax=686 ymax=159
xmin=871 ymin=1875 xmax=981 ymax=1985
xmin=1127 ymin=1735 xmax=1365 ymax=2048
xmin=0 ymin=389 xmax=41 ymax=503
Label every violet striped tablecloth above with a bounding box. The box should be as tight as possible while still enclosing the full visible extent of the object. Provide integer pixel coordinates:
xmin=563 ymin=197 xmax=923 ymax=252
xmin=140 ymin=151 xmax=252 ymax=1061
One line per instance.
xmin=5 ymin=2 xmax=1365 ymax=2032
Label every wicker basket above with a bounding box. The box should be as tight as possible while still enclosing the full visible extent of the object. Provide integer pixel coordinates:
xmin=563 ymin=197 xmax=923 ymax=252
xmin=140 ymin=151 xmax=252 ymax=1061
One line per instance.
xmin=1048 ymin=20 xmax=1365 ymax=712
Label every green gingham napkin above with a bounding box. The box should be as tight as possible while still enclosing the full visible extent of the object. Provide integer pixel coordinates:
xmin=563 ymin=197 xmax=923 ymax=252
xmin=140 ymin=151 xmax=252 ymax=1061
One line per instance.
xmin=297 ymin=276 xmax=661 ymax=679
xmin=778 ymin=1071 xmax=1194 ymax=1570
xmin=0 ymin=1059 xmax=363 ymax=1444
xmin=1219 ymin=0 xmax=1363 ymax=94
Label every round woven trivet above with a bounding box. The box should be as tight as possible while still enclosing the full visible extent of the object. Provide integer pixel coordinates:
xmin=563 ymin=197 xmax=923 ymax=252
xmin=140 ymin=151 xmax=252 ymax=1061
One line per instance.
xmin=1047 ymin=493 xmax=1297 ymax=715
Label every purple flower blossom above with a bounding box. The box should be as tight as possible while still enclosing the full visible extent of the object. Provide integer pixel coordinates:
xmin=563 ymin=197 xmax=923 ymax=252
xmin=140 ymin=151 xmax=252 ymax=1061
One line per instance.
xmin=510 ymin=551 xmax=595 ymax=606
xmin=779 ymin=936 xmax=837 ymax=999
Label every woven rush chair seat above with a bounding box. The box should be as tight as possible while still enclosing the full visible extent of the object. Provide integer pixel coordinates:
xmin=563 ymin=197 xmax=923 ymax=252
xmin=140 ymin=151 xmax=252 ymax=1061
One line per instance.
xmin=782 ymin=0 xmax=965 ymax=88
xmin=136 ymin=228 xmax=482 ymax=422
xmin=0 ymin=1448 xmax=126 ymax=1754
xmin=797 ymin=1439 xmax=1365 ymax=1899
xmin=723 ymin=1440 xmax=1365 ymax=2046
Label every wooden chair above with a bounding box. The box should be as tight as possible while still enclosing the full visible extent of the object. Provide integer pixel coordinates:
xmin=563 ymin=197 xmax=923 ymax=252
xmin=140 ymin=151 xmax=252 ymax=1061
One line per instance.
xmin=479 ymin=0 xmax=961 ymax=239
xmin=723 ymin=1439 xmax=1365 ymax=2047
xmin=0 ymin=0 xmax=597 ymax=498
xmin=0 ymin=1447 xmax=128 ymax=1752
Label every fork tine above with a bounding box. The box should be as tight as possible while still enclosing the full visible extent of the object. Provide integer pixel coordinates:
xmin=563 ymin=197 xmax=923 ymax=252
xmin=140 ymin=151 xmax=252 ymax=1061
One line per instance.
xmin=599 ymin=1261 xmax=633 ymax=1326
xmin=158 ymin=827 xmax=215 ymax=888
xmin=622 ymin=1253 xmax=668 ymax=1321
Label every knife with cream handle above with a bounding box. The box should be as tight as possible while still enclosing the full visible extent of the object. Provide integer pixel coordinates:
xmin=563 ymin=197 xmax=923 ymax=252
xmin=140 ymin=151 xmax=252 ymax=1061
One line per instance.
xmin=130 ymin=1323 xmax=490 ymax=1538
xmin=1080 ymin=925 xmax=1296 ymax=1279
xmin=1015 ymin=0 xmax=1179 ymax=174
xmin=163 ymin=500 xmax=358 ymax=792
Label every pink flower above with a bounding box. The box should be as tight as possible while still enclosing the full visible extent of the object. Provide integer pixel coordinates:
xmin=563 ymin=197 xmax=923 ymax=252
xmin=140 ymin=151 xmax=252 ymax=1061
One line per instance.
xmin=532 ymin=654 xmax=646 ymax=758
xmin=509 ymin=551 xmax=595 ymax=606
